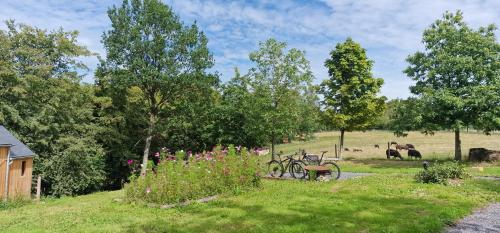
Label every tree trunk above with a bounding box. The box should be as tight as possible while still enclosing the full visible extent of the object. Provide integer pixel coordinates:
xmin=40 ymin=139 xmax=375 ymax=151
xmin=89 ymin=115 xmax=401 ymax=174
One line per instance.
xmin=454 ymin=128 xmax=462 ymax=161
xmin=141 ymin=113 xmax=156 ymax=176
xmin=339 ymin=129 xmax=345 ymax=158
xmin=271 ymin=134 xmax=276 ymax=160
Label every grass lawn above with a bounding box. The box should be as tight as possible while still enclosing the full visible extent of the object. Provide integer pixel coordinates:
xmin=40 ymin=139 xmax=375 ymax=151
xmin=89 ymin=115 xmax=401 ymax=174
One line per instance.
xmin=0 ymin=172 xmax=498 ymax=233
xmin=1 ymin=130 xmax=498 ymax=233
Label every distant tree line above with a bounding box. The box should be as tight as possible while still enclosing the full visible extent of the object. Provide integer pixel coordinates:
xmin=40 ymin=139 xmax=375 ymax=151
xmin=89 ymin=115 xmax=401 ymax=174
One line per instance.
xmin=0 ymin=0 xmax=497 ymax=196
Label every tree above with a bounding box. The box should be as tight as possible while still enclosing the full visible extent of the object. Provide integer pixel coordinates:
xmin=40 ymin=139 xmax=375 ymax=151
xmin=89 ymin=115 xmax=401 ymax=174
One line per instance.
xmin=320 ymin=38 xmax=385 ymax=155
xmin=100 ymin=0 xmax=214 ymax=175
xmin=404 ymin=11 xmax=499 ymax=160
xmin=246 ymin=39 xmax=313 ymax=156
xmin=214 ymin=68 xmax=268 ymax=148
xmin=389 ymin=98 xmax=425 ymax=135
xmin=0 ymin=21 xmax=105 ymax=196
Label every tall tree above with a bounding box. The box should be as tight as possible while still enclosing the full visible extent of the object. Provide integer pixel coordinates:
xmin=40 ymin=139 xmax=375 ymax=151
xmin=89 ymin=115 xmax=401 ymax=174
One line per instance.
xmin=0 ymin=21 xmax=105 ymax=196
xmin=247 ymin=38 xmax=313 ymax=156
xmin=404 ymin=11 xmax=499 ymax=160
xmin=100 ymin=0 xmax=214 ymax=175
xmin=320 ymin=38 xmax=385 ymax=155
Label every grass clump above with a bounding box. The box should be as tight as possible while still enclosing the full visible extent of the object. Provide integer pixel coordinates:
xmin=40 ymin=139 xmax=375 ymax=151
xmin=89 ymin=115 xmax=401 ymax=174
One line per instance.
xmin=415 ymin=161 xmax=471 ymax=184
xmin=0 ymin=198 xmax=31 ymax=211
xmin=125 ymin=146 xmax=262 ymax=205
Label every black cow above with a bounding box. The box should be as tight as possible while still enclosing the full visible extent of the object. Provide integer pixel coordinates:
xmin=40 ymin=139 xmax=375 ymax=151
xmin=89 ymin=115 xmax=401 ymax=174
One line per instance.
xmin=406 ymin=144 xmax=415 ymax=149
xmin=386 ymin=149 xmax=403 ymax=160
xmin=408 ymin=149 xmax=422 ymax=159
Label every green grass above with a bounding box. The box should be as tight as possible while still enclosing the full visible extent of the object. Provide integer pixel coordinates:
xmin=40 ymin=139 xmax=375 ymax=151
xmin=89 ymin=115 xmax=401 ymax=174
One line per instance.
xmin=1 ymin=130 xmax=499 ymax=232
xmin=0 ymin=174 xmax=498 ymax=233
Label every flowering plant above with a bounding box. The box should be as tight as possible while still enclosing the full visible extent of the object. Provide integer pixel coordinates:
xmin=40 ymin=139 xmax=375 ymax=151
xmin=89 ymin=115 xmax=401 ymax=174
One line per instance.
xmin=125 ymin=145 xmax=262 ymax=205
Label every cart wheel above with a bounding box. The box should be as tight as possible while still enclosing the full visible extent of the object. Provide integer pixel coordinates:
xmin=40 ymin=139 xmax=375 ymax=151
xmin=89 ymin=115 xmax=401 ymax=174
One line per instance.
xmin=321 ymin=162 xmax=341 ymax=180
xmin=267 ymin=160 xmax=284 ymax=177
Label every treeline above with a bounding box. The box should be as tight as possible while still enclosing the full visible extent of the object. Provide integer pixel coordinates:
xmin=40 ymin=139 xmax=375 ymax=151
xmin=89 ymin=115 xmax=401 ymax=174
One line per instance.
xmin=1 ymin=0 xmax=498 ymax=197
xmin=0 ymin=1 xmax=324 ymax=195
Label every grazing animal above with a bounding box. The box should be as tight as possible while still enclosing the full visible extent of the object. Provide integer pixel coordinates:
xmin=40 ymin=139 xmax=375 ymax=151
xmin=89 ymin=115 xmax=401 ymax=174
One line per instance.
xmin=396 ymin=144 xmax=410 ymax=151
xmin=344 ymin=148 xmax=349 ymax=151
xmin=406 ymin=144 xmax=415 ymax=149
xmin=386 ymin=149 xmax=403 ymax=160
xmin=353 ymin=148 xmax=363 ymax=152
xmin=408 ymin=148 xmax=422 ymax=159
xmin=390 ymin=141 xmax=398 ymax=145
xmin=401 ymin=133 xmax=408 ymax=137
xmin=374 ymin=144 xmax=380 ymax=148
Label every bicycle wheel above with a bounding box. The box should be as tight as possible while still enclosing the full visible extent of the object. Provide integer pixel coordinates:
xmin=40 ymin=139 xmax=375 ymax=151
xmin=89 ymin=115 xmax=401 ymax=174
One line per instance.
xmin=267 ymin=160 xmax=284 ymax=177
xmin=320 ymin=162 xmax=341 ymax=180
xmin=290 ymin=161 xmax=306 ymax=179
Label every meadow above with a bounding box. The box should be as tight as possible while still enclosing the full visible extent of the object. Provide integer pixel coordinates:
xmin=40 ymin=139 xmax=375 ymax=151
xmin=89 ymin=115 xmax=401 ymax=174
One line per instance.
xmin=277 ymin=130 xmax=500 ymax=160
xmin=0 ymin=130 xmax=498 ymax=233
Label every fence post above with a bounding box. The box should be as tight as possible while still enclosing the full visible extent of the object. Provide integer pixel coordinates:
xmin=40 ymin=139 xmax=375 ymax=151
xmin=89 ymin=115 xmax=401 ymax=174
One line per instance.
xmin=35 ymin=176 xmax=41 ymax=201
xmin=334 ymin=144 xmax=338 ymax=158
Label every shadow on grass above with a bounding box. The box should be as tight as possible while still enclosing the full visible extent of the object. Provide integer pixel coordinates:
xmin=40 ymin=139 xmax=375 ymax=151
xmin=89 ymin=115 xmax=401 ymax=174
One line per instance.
xmin=122 ymin=184 xmax=475 ymax=233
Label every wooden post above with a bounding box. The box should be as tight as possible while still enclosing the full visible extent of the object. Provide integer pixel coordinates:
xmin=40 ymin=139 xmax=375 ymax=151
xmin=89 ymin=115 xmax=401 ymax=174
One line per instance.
xmin=338 ymin=136 xmax=342 ymax=159
xmin=35 ymin=176 xmax=41 ymax=201
xmin=387 ymin=142 xmax=390 ymax=159
xmin=334 ymin=144 xmax=338 ymax=158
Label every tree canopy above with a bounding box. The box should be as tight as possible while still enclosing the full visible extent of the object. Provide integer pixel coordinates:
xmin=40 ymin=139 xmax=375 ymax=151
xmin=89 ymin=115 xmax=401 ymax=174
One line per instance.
xmin=0 ymin=21 xmax=105 ymax=196
xmin=320 ymin=38 xmax=386 ymax=152
xmin=100 ymin=0 xmax=216 ymax=175
xmin=404 ymin=10 xmax=499 ymax=160
xmin=246 ymin=38 xmax=314 ymax=156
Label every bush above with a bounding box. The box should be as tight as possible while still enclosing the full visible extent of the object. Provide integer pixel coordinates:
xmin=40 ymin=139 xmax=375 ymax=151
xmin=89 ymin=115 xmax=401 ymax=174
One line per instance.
xmin=41 ymin=137 xmax=106 ymax=196
xmin=125 ymin=146 xmax=261 ymax=205
xmin=415 ymin=161 xmax=470 ymax=185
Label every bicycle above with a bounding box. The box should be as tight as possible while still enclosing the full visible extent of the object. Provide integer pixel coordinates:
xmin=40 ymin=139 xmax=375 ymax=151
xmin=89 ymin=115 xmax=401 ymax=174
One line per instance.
xmin=298 ymin=150 xmax=341 ymax=181
xmin=267 ymin=152 xmax=307 ymax=179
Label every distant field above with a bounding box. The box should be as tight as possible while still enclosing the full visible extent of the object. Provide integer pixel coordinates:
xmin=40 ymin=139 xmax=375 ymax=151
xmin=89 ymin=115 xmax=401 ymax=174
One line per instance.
xmin=276 ymin=130 xmax=500 ymax=160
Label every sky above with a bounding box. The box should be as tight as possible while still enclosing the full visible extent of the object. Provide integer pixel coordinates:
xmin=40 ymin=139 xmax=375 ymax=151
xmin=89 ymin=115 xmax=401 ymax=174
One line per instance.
xmin=0 ymin=0 xmax=498 ymax=99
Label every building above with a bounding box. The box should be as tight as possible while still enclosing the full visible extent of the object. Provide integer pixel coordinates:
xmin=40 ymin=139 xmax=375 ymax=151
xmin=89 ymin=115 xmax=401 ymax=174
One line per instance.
xmin=0 ymin=126 xmax=34 ymax=200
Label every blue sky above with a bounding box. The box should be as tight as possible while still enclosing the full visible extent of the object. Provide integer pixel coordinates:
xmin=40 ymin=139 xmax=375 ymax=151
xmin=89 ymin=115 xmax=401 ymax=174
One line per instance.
xmin=0 ymin=0 xmax=498 ymax=99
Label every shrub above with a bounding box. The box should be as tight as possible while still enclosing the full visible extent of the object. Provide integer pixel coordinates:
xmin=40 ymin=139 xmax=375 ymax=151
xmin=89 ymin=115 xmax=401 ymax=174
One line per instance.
xmin=415 ymin=161 xmax=470 ymax=185
xmin=125 ymin=147 xmax=261 ymax=205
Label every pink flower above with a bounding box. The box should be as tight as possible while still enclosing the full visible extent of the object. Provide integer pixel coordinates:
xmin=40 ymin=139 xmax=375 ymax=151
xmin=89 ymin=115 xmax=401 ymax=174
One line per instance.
xmin=127 ymin=159 xmax=134 ymax=165
xmin=146 ymin=187 xmax=151 ymax=194
xmin=155 ymin=152 xmax=160 ymax=158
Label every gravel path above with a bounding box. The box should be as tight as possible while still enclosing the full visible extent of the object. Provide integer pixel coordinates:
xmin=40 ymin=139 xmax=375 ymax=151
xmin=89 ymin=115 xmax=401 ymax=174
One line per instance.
xmin=446 ymin=203 xmax=500 ymax=233
xmin=264 ymin=172 xmax=372 ymax=180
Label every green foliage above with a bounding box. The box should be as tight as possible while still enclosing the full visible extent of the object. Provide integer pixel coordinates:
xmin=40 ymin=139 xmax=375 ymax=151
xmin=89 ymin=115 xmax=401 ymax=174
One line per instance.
xmin=0 ymin=22 xmax=105 ymax=196
xmin=214 ymin=69 xmax=269 ymax=148
xmin=246 ymin=38 xmax=314 ymax=153
xmin=389 ymin=98 xmax=428 ymax=136
xmin=125 ymin=149 xmax=261 ymax=205
xmin=403 ymin=11 xmax=499 ymax=159
xmin=415 ymin=161 xmax=471 ymax=185
xmin=100 ymin=0 xmax=216 ymax=174
xmin=320 ymin=38 xmax=386 ymax=144
xmin=308 ymin=170 xmax=317 ymax=181
xmin=42 ymin=137 xmax=105 ymax=196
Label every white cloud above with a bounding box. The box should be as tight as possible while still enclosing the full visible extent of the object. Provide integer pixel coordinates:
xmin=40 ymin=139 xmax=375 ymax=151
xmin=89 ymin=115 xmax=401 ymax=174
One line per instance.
xmin=0 ymin=0 xmax=498 ymax=98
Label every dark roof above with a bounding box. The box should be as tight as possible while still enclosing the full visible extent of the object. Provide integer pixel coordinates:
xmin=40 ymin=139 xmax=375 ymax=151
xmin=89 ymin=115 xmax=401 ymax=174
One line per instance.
xmin=0 ymin=126 xmax=35 ymax=159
